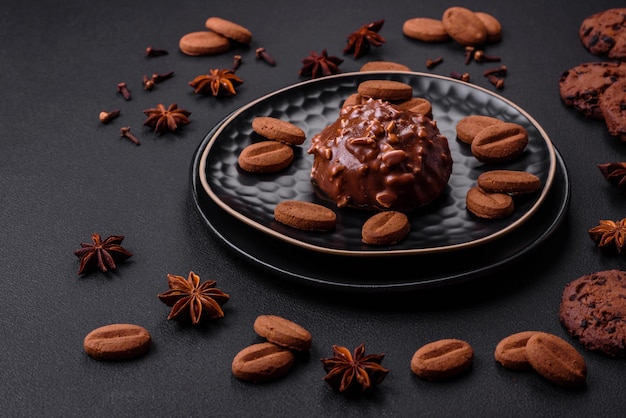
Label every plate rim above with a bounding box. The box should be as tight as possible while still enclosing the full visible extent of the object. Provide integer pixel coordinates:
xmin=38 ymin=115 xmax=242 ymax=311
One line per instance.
xmin=198 ymin=71 xmax=557 ymax=257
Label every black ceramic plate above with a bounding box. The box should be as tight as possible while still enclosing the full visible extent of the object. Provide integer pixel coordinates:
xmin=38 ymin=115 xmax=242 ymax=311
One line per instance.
xmin=192 ymin=130 xmax=569 ymax=291
xmin=196 ymin=72 xmax=556 ymax=256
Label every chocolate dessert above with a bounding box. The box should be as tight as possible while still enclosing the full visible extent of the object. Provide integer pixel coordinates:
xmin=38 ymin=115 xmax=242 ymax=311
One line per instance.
xmin=307 ymin=99 xmax=452 ymax=212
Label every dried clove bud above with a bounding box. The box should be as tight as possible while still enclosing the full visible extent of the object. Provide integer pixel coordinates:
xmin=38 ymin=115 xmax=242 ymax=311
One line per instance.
xmin=487 ymin=74 xmax=504 ymax=89
xmin=99 ymin=110 xmax=120 ymax=124
xmin=426 ymin=57 xmax=443 ymax=69
xmin=256 ymin=47 xmax=276 ymax=66
xmin=120 ymin=126 xmax=141 ymax=145
xmin=117 ymin=82 xmax=131 ymax=100
xmin=450 ymin=71 xmax=470 ymax=82
xmin=232 ymin=55 xmax=242 ymax=71
xmin=464 ymin=46 xmax=475 ymax=65
xmin=142 ymin=75 xmax=155 ymax=91
xmin=151 ymin=71 xmax=174 ymax=83
xmin=483 ymin=65 xmax=507 ymax=77
xmin=474 ymin=50 xmax=501 ymax=62
xmin=145 ymin=46 xmax=168 ymax=57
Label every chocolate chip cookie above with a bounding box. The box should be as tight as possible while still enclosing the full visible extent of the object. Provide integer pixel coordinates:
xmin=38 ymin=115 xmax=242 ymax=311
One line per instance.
xmin=599 ymin=78 xmax=626 ymax=141
xmin=579 ymin=8 xmax=626 ymax=61
xmin=559 ymin=269 xmax=626 ymax=357
xmin=559 ymin=61 xmax=626 ymax=119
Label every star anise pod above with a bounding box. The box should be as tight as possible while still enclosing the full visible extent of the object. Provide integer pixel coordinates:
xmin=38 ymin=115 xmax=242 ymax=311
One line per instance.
xmin=189 ymin=69 xmax=243 ymax=96
xmin=589 ymin=218 xmax=626 ymax=253
xmin=74 ymin=233 xmax=132 ymax=275
xmin=299 ymin=49 xmax=343 ymax=80
xmin=157 ymin=271 xmax=230 ymax=325
xmin=321 ymin=343 xmax=389 ymax=393
xmin=598 ymin=162 xmax=626 ymax=194
xmin=344 ymin=19 xmax=386 ymax=59
xmin=143 ymin=103 xmax=191 ymax=134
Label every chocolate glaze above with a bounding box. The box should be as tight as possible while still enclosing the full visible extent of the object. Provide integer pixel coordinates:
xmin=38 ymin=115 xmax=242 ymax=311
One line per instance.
xmin=308 ymin=99 xmax=453 ymax=212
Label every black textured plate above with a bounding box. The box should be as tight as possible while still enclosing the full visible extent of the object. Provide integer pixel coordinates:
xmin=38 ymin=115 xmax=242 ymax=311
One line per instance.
xmin=192 ymin=130 xmax=569 ymax=291
xmin=197 ymin=72 xmax=556 ymax=256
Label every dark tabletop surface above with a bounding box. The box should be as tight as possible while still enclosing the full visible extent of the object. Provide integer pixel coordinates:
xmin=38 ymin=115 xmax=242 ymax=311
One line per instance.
xmin=2 ymin=0 xmax=626 ymax=416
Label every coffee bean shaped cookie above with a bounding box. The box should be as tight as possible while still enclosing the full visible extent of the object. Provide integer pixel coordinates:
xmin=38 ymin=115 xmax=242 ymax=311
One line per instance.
xmin=466 ymin=186 xmax=514 ymax=219
xmin=238 ymin=141 xmax=294 ymax=173
xmin=205 ymin=16 xmax=252 ymax=45
xmin=252 ymin=117 xmax=306 ymax=145
xmin=477 ymin=170 xmax=541 ymax=194
xmin=84 ymin=324 xmax=151 ymax=361
xmin=274 ymin=200 xmax=336 ymax=231
xmin=471 ymin=122 xmax=528 ymax=163
xmin=442 ymin=7 xmax=487 ymax=46
xmin=475 ymin=12 xmax=502 ymax=43
xmin=396 ymin=97 xmax=433 ymax=119
xmin=411 ymin=339 xmax=474 ymax=381
xmin=179 ymin=31 xmax=230 ymax=56
xmin=494 ymin=331 xmax=541 ymax=370
xmin=526 ymin=332 xmax=587 ymax=387
xmin=360 ymin=61 xmax=411 ymax=72
xmin=403 ymin=18 xmax=450 ymax=42
xmin=357 ymin=80 xmax=413 ymax=101
xmin=361 ymin=211 xmax=410 ymax=245
xmin=456 ymin=115 xmax=504 ymax=144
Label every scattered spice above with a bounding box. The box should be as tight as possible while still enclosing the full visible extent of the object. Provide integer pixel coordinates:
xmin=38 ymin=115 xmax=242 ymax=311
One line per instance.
xmin=143 ymin=103 xmax=191 ymax=134
xmin=74 ymin=233 xmax=132 ymax=275
xmin=299 ymin=49 xmax=343 ymax=79
xmin=344 ymin=19 xmax=386 ymax=58
xmin=99 ymin=110 xmax=120 ymax=124
xmin=189 ymin=69 xmax=243 ymax=96
xmin=256 ymin=47 xmax=276 ymax=66
xmin=145 ymin=46 xmax=168 ymax=57
xmin=152 ymin=71 xmax=174 ymax=84
xmin=142 ymin=75 xmax=155 ymax=91
xmin=598 ymin=162 xmax=626 ymax=193
xmin=487 ymin=74 xmax=504 ymax=89
xmin=450 ymin=71 xmax=470 ymax=82
xmin=232 ymin=54 xmax=243 ymax=71
xmin=426 ymin=56 xmax=443 ymax=69
xmin=483 ymin=65 xmax=508 ymax=77
xmin=464 ymin=46 xmax=475 ymax=65
xmin=321 ymin=343 xmax=389 ymax=393
xmin=120 ymin=126 xmax=141 ymax=145
xmin=589 ymin=218 xmax=626 ymax=253
xmin=117 ymin=82 xmax=131 ymax=100
xmin=157 ymin=271 xmax=230 ymax=324
xmin=474 ymin=50 xmax=501 ymax=62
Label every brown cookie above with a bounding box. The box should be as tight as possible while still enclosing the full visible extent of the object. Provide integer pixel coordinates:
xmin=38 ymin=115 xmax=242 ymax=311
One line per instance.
xmin=559 ymin=61 xmax=626 ymax=119
xmin=559 ymin=269 xmax=626 ymax=357
xmin=402 ymin=18 xmax=450 ymax=42
xmin=357 ymin=80 xmax=413 ymax=101
xmin=475 ymin=12 xmax=502 ymax=43
xmin=599 ymin=78 xmax=626 ymax=141
xmin=442 ymin=7 xmax=487 ymax=46
xmin=396 ymin=97 xmax=433 ymax=119
xmin=179 ymin=31 xmax=230 ymax=56
xmin=411 ymin=339 xmax=474 ymax=381
xmin=477 ymin=170 xmax=541 ymax=194
xmin=341 ymin=93 xmax=363 ymax=110
xmin=525 ymin=332 xmax=587 ymax=387
xmin=83 ymin=324 xmax=151 ymax=361
xmin=253 ymin=315 xmax=312 ymax=351
xmin=238 ymin=141 xmax=294 ymax=173
xmin=456 ymin=115 xmax=504 ymax=144
xmin=494 ymin=331 xmax=540 ymax=370
xmin=466 ymin=186 xmax=514 ymax=219
xmin=471 ymin=122 xmax=528 ymax=163
xmin=360 ymin=61 xmax=411 ymax=72
xmin=579 ymin=8 xmax=626 ymax=61
xmin=361 ymin=211 xmax=410 ymax=245
xmin=252 ymin=117 xmax=306 ymax=145
xmin=274 ymin=200 xmax=336 ymax=231
xmin=205 ymin=16 xmax=252 ymax=45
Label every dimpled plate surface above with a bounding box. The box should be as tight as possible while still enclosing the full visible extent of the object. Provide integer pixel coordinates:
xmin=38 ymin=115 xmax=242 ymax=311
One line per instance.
xmin=198 ymin=72 xmax=556 ymax=256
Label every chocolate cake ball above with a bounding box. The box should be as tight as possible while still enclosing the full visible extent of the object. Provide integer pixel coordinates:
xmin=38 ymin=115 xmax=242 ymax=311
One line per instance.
xmin=308 ymin=99 xmax=453 ymax=212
